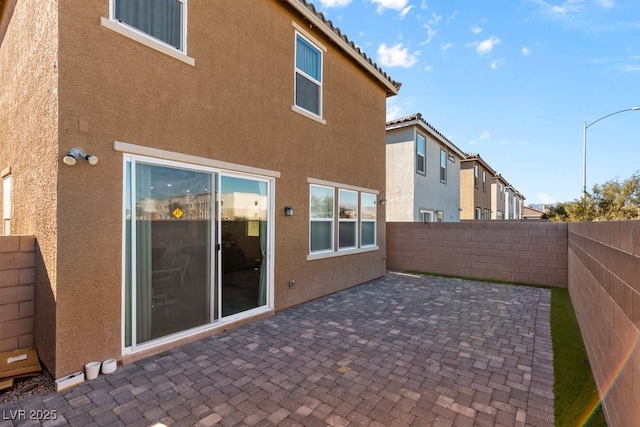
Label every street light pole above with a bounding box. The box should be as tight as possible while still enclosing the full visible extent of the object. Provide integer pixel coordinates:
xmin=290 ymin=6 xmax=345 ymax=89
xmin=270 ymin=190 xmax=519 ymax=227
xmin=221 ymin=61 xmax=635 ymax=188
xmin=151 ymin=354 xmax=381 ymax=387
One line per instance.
xmin=582 ymin=107 xmax=640 ymax=195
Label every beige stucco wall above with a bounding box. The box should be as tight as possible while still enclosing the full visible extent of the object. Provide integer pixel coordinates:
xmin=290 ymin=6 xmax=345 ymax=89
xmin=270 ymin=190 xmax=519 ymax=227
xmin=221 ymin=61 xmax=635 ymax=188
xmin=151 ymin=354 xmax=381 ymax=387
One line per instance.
xmin=460 ymin=161 xmax=492 ymax=219
xmin=3 ymin=0 xmax=389 ymax=377
xmin=0 ymin=0 xmax=59 ymax=372
xmin=386 ymin=128 xmax=415 ymax=222
xmin=459 ymin=163 xmax=476 ymax=219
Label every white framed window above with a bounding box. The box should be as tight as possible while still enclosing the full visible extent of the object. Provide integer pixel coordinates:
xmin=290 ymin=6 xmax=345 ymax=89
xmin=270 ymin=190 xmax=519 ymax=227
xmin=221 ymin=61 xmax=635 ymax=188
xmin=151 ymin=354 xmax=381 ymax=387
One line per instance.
xmin=436 ymin=211 xmax=444 ymax=222
xmin=440 ymin=149 xmax=447 ymax=183
xmin=295 ymin=32 xmax=323 ymax=118
xmin=2 ymin=175 xmax=11 ymax=235
xmin=475 ymin=207 xmax=482 ymax=219
xmin=310 ymin=185 xmax=334 ymax=253
xmin=416 ymin=134 xmax=426 ymax=175
xmin=474 ymin=164 xmax=479 ymax=188
xmin=360 ymin=193 xmax=376 ymax=247
xmin=482 ymin=170 xmax=487 ymax=192
xmin=102 ymin=0 xmax=193 ymax=65
xmin=114 ymin=0 xmax=185 ymax=50
xmin=420 ymin=209 xmax=434 ymax=223
xmin=338 ymin=189 xmax=358 ymax=250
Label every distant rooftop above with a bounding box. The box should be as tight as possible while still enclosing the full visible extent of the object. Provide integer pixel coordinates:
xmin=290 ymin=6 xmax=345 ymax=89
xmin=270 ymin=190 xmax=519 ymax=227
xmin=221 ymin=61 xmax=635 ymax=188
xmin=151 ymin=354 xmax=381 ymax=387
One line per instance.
xmin=386 ymin=113 xmax=466 ymax=158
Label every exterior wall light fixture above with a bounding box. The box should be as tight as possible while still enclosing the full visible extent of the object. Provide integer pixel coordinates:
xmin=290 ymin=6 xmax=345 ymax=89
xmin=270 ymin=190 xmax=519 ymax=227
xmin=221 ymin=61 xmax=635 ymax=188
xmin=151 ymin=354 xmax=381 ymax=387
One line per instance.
xmin=378 ymin=198 xmax=387 ymax=205
xmin=284 ymin=206 xmax=294 ymax=216
xmin=63 ymin=148 xmax=98 ymax=166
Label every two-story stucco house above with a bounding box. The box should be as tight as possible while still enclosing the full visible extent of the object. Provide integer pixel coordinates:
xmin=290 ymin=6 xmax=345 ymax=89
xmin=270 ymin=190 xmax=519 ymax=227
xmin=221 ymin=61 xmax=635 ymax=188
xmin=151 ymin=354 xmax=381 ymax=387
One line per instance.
xmin=0 ymin=0 xmax=400 ymax=378
xmin=505 ymin=186 xmax=526 ymax=219
xmin=460 ymin=154 xmax=496 ymax=220
xmin=385 ymin=114 xmax=466 ymax=222
xmin=491 ymin=174 xmax=509 ymax=220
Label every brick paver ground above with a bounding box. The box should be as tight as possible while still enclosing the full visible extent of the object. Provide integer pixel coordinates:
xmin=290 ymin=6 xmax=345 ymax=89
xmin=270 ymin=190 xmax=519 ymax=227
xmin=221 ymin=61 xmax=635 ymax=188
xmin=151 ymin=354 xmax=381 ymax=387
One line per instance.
xmin=1 ymin=272 xmax=554 ymax=426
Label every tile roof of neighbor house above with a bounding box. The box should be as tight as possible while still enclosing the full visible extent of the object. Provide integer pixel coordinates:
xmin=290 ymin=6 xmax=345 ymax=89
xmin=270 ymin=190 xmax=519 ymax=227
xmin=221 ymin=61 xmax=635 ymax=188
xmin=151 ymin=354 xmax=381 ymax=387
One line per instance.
xmin=286 ymin=0 xmax=401 ymax=96
xmin=386 ymin=113 xmax=466 ymax=158
xmin=462 ymin=153 xmax=498 ymax=175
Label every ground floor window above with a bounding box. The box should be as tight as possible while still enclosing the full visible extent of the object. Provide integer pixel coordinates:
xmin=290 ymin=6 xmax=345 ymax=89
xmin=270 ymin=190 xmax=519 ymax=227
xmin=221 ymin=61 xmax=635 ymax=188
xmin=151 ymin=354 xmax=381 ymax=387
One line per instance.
xmin=308 ymin=180 xmax=377 ymax=257
xmin=123 ymin=156 xmax=272 ymax=350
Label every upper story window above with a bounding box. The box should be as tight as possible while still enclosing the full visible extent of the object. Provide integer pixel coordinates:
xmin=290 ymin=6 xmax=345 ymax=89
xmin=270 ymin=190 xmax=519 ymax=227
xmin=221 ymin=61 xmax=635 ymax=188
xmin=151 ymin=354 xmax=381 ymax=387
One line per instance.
xmin=102 ymin=0 xmax=193 ymax=65
xmin=474 ymin=164 xmax=479 ymax=188
xmin=440 ymin=149 xmax=447 ymax=183
xmin=482 ymin=170 xmax=487 ymax=192
xmin=416 ymin=134 xmax=426 ymax=175
xmin=115 ymin=0 xmax=185 ymax=51
xmin=295 ymin=33 xmax=323 ymax=118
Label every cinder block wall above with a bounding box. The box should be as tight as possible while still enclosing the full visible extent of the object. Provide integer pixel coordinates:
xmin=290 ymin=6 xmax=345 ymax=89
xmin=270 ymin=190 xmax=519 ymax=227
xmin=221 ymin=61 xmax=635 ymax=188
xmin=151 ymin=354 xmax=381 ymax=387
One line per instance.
xmin=387 ymin=221 xmax=568 ymax=287
xmin=0 ymin=236 xmax=36 ymax=352
xmin=568 ymin=221 xmax=640 ymax=426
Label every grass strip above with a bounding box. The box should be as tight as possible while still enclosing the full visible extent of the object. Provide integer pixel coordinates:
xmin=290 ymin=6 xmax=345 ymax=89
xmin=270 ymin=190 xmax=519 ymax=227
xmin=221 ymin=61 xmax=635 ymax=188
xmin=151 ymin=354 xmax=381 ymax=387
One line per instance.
xmin=403 ymin=271 xmax=606 ymax=426
xmin=551 ymin=287 xmax=606 ymax=426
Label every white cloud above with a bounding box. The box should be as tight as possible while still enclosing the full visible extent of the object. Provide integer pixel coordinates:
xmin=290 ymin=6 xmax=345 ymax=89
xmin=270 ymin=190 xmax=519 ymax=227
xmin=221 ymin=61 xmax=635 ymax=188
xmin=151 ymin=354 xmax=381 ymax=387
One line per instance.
xmin=471 ymin=24 xmax=483 ymax=34
xmin=377 ymin=43 xmax=419 ymax=68
xmin=371 ymin=0 xmax=411 ymax=13
xmin=399 ymin=5 xmax=414 ymax=17
xmin=522 ymin=46 xmax=533 ymax=56
xmin=536 ymin=192 xmax=556 ymax=204
xmin=489 ymin=59 xmax=505 ymax=69
xmin=475 ymin=36 xmax=501 ymax=55
xmin=440 ymin=42 xmax=453 ymax=52
xmin=318 ymin=0 xmax=352 ymax=7
xmin=595 ymin=0 xmax=615 ymax=9
xmin=386 ymin=103 xmax=404 ymax=122
xmin=532 ymin=0 xmax=585 ymax=15
xmin=422 ymin=13 xmax=442 ymax=44
xmin=469 ymin=131 xmax=491 ymax=145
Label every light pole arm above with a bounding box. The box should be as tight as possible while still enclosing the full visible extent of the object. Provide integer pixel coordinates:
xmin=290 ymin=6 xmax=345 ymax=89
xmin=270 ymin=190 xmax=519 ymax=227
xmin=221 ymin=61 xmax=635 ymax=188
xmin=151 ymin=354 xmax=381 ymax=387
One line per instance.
xmin=586 ymin=108 xmax=640 ymax=129
xmin=582 ymin=106 xmax=639 ymax=196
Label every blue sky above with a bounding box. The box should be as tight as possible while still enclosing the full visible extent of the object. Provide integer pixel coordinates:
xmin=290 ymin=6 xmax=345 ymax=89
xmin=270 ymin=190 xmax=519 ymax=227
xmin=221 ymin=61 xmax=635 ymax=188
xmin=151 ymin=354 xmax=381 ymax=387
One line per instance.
xmin=315 ymin=0 xmax=640 ymax=205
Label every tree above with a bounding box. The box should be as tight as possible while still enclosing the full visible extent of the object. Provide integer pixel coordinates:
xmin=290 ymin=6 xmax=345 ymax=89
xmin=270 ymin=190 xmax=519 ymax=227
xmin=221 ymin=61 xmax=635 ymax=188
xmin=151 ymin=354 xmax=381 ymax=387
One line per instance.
xmin=544 ymin=171 xmax=640 ymax=222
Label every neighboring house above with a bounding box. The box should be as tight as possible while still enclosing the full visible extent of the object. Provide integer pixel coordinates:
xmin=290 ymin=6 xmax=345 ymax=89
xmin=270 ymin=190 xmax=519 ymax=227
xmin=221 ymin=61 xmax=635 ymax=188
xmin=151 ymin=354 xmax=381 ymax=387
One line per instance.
xmin=523 ymin=205 xmax=545 ymax=220
xmin=0 ymin=0 xmax=400 ymax=378
xmin=491 ymin=174 xmax=509 ymax=220
xmin=460 ymin=154 xmax=496 ymax=220
xmin=505 ymin=186 xmax=526 ymax=219
xmin=385 ymin=113 xmax=466 ymax=222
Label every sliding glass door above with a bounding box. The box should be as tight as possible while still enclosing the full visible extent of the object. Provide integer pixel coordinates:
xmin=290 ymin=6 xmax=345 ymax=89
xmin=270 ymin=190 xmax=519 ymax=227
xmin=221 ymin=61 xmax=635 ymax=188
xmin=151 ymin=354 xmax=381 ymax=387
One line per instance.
xmin=124 ymin=157 xmax=272 ymax=350
xmin=219 ymin=176 xmax=268 ymax=317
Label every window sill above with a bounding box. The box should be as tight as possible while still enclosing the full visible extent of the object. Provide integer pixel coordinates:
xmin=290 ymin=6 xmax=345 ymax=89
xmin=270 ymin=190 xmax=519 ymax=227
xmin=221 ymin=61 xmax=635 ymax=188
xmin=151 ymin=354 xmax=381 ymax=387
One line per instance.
xmin=100 ymin=17 xmax=195 ymax=66
xmin=291 ymin=105 xmax=326 ymax=125
xmin=307 ymin=246 xmax=379 ymax=261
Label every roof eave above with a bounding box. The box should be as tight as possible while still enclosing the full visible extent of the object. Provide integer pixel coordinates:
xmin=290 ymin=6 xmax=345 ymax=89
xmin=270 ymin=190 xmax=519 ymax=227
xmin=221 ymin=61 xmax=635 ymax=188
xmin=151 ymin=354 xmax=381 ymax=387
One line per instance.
xmin=386 ymin=116 xmax=466 ymax=159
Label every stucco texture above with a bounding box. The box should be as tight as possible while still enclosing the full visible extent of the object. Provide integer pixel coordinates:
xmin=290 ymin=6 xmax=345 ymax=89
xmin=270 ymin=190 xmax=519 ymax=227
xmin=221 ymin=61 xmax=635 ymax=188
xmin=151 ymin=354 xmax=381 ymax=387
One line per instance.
xmin=0 ymin=0 xmax=59 ymax=372
xmin=3 ymin=1 xmax=391 ymax=376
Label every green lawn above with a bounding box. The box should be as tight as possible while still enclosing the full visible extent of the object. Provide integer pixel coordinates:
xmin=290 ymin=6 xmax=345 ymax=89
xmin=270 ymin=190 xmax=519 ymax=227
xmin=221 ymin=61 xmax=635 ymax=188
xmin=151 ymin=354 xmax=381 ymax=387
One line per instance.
xmin=551 ymin=288 xmax=606 ymax=426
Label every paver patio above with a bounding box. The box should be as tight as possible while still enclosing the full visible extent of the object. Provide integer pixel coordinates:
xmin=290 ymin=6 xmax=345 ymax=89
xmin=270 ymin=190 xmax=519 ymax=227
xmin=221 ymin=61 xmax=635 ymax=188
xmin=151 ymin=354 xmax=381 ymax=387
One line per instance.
xmin=0 ymin=272 xmax=554 ymax=426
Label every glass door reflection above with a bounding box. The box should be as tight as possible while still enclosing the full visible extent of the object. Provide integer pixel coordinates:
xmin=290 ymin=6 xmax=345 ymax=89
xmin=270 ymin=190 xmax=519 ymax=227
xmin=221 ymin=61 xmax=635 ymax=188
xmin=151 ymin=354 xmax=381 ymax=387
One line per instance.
xmin=219 ymin=175 xmax=268 ymax=317
xmin=135 ymin=163 xmax=213 ymax=343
